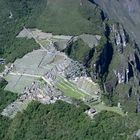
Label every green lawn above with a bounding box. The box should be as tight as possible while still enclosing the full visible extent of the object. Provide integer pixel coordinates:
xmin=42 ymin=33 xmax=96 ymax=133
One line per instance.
xmin=94 ymin=103 xmax=125 ymax=116
xmin=56 ymin=77 xmax=86 ymax=99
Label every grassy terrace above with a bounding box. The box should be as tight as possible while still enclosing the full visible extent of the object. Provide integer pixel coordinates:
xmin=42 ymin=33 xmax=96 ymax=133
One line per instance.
xmin=56 ymin=78 xmax=125 ymax=116
xmin=94 ymin=103 xmax=125 ymax=116
xmin=55 ymin=76 xmax=125 ymax=116
xmin=56 ymin=77 xmax=87 ymax=99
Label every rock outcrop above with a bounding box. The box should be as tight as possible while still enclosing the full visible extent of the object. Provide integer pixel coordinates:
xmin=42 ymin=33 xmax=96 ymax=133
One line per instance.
xmin=103 ymin=23 xmax=140 ymax=92
xmin=93 ymin=0 xmax=140 ymax=47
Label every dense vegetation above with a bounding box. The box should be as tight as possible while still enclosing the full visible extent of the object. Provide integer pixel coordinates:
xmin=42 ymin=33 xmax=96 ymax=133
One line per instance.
xmin=0 ymin=0 xmax=41 ymax=64
xmin=32 ymin=0 xmax=103 ymax=35
xmin=0 ymin=79 xmax=18 ymax=112
xmin=4 ymin=39 xmax=39 ymax=63
xmin=0 ymin=100 xmax=138 ymax=140
xmin=65 ymin=38 xmax=91 ymax=62
xmin=0 ymin=79 xmax=17 ymax=140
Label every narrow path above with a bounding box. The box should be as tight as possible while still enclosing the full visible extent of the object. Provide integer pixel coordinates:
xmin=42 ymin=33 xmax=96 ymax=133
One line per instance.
xmin=9 ymin=72 xmax=52 ymax=86
xmin=9 ymin=72 xmax=41 ymax=78
xmin=41 ymin=76 xmax=52 ymax=86
xmin=37 ymin=53 xmax=47 ymax=68
xmin=23 ymin=27 xmax=48 ymax=51
xmin=13 ymin=74 xmax=22 ymax=89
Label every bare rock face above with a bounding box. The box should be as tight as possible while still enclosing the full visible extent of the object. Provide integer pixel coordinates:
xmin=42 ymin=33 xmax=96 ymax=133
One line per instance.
xmin=110 ymin=23 xmax=128 ymax=53
xmin=118 ymin=0 xmax=140 ymax=14
xmin=113 ymin=24 xmax=140 ymax=86
xmin=86 ymin=21 xmax=140 ymax=95
xmin=93 ymin=0 xmax=140 ymax=47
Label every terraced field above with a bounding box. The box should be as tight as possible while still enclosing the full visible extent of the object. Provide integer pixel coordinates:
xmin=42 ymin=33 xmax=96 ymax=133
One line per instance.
xmin=94 ymin=103 xmax=125 ymax=116
xmin=56 ymin=77 xmax=124 ymax=116
xmin=5 ymin=75 xmax=37 ymax=94
xmin=56 ymin=77 xmax=86 ymax=99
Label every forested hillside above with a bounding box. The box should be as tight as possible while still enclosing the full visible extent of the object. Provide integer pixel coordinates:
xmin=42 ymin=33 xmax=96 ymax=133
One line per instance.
xmin=0 ymin=0 xmax=40 ymax=65
xmin=0 ymin=101 xmax=137 ymax=140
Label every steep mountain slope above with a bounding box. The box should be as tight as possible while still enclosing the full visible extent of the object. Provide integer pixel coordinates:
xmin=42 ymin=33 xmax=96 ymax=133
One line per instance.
xmin=32 ymin=0 xmax=103 ymax=35
xmin=62 ymin=1 xmax=140 ymax=114
xmin=93 ymin=0 xmax=140 ymax=47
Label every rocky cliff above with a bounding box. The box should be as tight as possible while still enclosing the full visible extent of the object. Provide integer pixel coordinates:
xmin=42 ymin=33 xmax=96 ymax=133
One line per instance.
xmin=93 ymin=0 xmax=140 ymax=47
xmin=105 ymin=23 xmax=140 ymax=91
xmin=69 ymin=15 xmax=140 ymax=114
